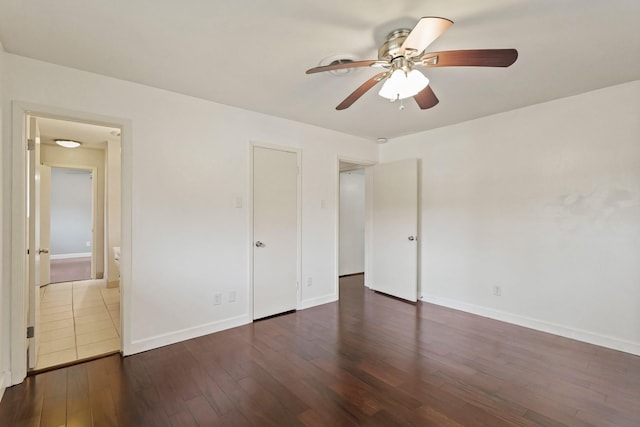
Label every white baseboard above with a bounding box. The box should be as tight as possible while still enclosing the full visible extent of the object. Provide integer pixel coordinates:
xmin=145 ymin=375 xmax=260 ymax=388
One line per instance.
xmin=298 ymin=293 xmax=338 ymax=310
xmin=0 ymin=371 xmax=6 ymax=403
xmin=50 ymin=252 xmax=91 ymax=260
xmin=126 ymin=314 xmax=251 ymax=355
xmin=422 ymin=294 xmax=640 ymax=356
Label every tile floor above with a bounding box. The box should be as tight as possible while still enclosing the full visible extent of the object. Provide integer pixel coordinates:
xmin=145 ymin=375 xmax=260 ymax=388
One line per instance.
xmin=36 ymin=279 xmax=120 ymax=370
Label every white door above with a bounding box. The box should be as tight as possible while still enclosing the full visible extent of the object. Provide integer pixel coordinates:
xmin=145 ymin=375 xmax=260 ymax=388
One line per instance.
xmin=370 ymin=158 xmax=419 ymax=302
xmin=253 ymin=146 xmax=299 ymax=319
xmin=27 ymin=116 xmax=43 ymax=369
xmin=40 ymin=165 xmax=52 ymax=286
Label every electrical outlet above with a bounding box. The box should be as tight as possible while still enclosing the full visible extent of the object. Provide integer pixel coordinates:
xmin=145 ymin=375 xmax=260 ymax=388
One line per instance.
xmin=214 ymin=293 xmax=222 ymax=305
xmin=86 ymin=241 xmax=91 ymax=247
xmin=493 ymin=286 xmax=502 ymax=296
xmin=307 ymin=277 xmax=312 ymax=287
xmin=228 ymin=291 xmax=236 ymax=303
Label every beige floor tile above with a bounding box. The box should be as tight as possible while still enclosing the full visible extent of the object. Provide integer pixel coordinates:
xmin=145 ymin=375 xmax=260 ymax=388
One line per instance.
xmin=39 ymin=327 xmax=76 ymax=343
xmin=73 ymin=305 xmax=109 ymax=317
xmin=74 ymin=298 xmax=105 ymax=309
xmin=75 ymin=319 xmax=116 ymax=335
xmin=39 ymin=310 xmax=73 ymax=323
xmin=73 ymin=279 xmax=105 ymax=286
xmin=41 ymin=297 xmax=72 ymax=308
xmin=44 ymin=287 xmax=72 ymax=295
xmin=36 ymin=348 xmax=77 ymax=370
xmin=106 ymin=303 xmax=120 ymax=311
xmin=38 ymin=336 xmax=76 ymax=355
xmin=33 ymin=279 xmax=121 ymax=370
xmin=43 ymin=290 xmax=73 ymax=299
xmin=77 ymin=338 xmax=120 ymax=360
xmin=76 ymin=327 xmax=119 ymax=346
xmin=74 ymin=311 xmax=112 ymax=324
xmin=46 ymin=282 xmax=73 ymax=291
xmin=40 ymin=304 xmax=73 ymax=316
xmin=40 ymin=318 xmax=74 ymax=332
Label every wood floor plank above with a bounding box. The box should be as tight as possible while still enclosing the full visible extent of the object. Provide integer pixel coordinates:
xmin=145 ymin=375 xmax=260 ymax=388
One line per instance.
xmin=1 ymin=274 xmax=640 ymax=426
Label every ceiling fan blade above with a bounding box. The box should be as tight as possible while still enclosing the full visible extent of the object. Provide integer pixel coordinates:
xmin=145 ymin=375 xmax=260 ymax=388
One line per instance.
xmin=420 ymin=49 xmax=518 ymax=67
xmin=336 ymin=72 xmax=389 ymax=110
xmin=413 ymin=86 xmax=439 ymax=110
xmin=400 ymin=17 xmax=453 ymax=57
xmin=306 ymin=60 xmax=386 ymax=74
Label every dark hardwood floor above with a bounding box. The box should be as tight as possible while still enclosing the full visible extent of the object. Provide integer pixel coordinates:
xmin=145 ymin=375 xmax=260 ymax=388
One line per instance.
xmin=1 ymin=274 xmax=639 ymax=426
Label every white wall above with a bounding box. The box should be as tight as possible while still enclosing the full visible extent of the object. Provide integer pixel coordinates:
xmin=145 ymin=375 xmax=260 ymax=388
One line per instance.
xmin=339 ymin=170 xmax=365 ymax=276
xmin=50 ymin=168 xmax=93 ymax=256
xmin=1 ymin=52 xmax=378 ymax=366
xmin=0 ymin=42 xmax=6 ymax=398
xmin=106 ymin=139 xmax=121 ymax=285
xmin=380 ymin=80 xmax=640 ymax=355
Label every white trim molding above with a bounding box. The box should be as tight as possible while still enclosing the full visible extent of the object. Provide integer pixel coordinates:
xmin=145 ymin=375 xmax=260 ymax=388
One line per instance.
xmin=422 ymin=294 xmax=640 ymax=356
xmin=0 ymin=371 xmax=7 ymax=402
xmin=50 ymin=252 xmax=91 ymax=260
xmin=298 ymin=293 xmax=338 ymax=311
xmin=128 ymin=315 xmax=251 ymax=355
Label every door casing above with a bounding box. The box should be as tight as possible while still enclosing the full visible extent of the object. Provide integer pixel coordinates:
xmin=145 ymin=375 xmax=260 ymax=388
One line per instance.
xmin=9 ymin=101 xmax=132 ymax=385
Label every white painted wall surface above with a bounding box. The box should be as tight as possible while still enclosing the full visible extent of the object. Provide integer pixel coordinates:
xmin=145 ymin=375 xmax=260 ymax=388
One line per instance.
xmin=0 ymin=42 xmax=6 ymax=398
xmin=106 ymin=140 xmax=121 ymax=284
xmin=49 ymin=168 xmax=93 ymax=256
xmin=380 ymin=81 xmax=640 ymax=355
xmin=339 ymin=170 xmax=365 ymax=276
xmin=1 ymin=52 xmax=377 ymax=359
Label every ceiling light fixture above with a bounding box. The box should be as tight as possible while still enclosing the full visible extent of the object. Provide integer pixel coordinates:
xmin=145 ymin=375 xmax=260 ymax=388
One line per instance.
xmin=55 ymin=139 xmax=82 ymax=148
xmin=378 ymin=58 xmax=429 ymax=101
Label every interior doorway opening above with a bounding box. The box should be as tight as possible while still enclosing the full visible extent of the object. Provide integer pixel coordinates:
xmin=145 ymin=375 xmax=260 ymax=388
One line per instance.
xmin=338 ymin=160 xmax=371 ymax=295
xmin=339 ymin=163 xmax=367 ymax=278
xmin=26 ymin=114 xmax=123 ymax=371
xmin=49 ymin=167 xmax=94 ymax=284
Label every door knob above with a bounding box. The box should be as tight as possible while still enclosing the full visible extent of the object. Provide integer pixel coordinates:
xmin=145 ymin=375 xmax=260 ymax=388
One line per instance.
xmin=408 ymin=236 xmax=416 ymax=241
xmin=38 ymin=248 xmax=49 ymax=254
xmin=255 ymin=241 xmax=265 ymax=248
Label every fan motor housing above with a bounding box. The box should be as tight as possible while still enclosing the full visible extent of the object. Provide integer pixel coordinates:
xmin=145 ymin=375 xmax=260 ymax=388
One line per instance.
xmin=378 ymin=29 xmax=411 ymax=60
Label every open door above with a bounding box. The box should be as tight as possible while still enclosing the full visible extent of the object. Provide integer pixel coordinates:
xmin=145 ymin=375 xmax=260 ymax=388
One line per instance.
xmin=370 ymin=158 xmax=419 ymax=302
xmin=40 ymin=165 xmax=51 ymax=286
xmin=27 ymin=116 xmax=45 ymax=369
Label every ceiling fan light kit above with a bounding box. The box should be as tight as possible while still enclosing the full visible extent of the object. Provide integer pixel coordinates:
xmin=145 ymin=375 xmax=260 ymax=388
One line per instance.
xmin=306 ymin=16 xmax=518 ymax=111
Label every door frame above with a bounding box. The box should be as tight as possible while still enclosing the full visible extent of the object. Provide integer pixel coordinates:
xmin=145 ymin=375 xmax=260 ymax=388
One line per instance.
xmin=335 ymin=156 xmax=375 ymax=298
xmin=249 ymin=141 xmax=302 ymax=319
xmin=9 ymin=101 xmax=132 ymax=385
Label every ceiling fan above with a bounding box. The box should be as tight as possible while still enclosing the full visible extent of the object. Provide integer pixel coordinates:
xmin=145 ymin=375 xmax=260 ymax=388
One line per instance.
xmin=306 ymin=17 xmax=518 ymax=110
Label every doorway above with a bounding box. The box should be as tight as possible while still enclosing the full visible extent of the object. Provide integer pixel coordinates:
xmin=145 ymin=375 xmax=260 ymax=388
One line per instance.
xmin=339 ymin=164 xmax=366 ymax=278
xmin=28 ymin=115 xmax=123 ymax=371
xmin=49 ymin=167 xmax=94 ymax=284
xmin=337 ymin=158 xmax=420 ymax=302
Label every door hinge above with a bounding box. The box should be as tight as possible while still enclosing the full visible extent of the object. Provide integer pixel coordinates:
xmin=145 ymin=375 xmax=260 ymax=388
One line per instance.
xmin=27 ymin=326 xmax=35 ymax=339
xmin=27 ymin=138 xmax=35 ymax=151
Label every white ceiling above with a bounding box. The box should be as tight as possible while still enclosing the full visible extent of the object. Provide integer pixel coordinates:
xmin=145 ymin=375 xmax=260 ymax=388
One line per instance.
xmin=1 ymin=0 xmax=639 ymax=140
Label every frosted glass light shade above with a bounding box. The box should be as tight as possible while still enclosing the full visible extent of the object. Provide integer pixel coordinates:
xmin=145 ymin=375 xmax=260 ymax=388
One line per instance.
xmin=55 ymin=139 xmax=81 ymax=148
xmin=378 ymin=69 xmax=429 ymax=100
